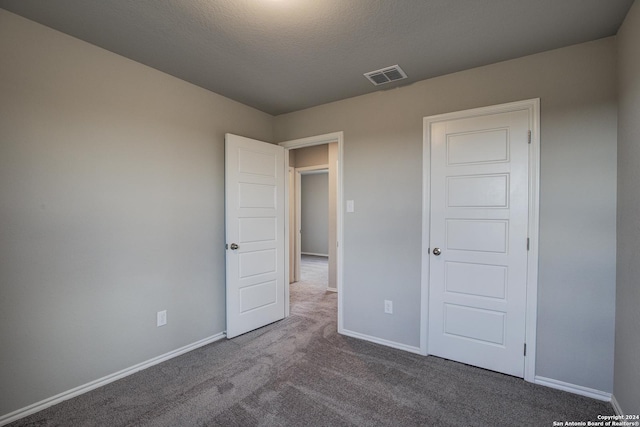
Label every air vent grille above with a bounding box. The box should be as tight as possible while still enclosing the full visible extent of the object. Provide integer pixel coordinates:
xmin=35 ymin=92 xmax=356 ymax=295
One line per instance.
xmin=364 ymin=65 xmax=408 ymax=86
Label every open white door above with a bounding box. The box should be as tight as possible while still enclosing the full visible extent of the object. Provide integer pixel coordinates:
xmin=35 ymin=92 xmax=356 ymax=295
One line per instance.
xmin=225 ymin=134 xmax=286 ymax=339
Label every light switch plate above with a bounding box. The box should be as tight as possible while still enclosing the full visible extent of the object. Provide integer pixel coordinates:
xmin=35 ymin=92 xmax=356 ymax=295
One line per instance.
xmin=346 ymin=200 xmax=355 ymax=213
xmin=157 ymin=310 xmax=167 ymax=327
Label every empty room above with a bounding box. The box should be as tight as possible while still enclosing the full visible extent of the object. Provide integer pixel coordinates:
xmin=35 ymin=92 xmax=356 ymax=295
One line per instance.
xmin=1 ymin=0 xmax=639 ymax=425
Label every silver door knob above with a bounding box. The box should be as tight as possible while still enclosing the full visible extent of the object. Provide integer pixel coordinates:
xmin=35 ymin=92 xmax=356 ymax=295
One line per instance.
xmin=230 ymin=243 xmax=239 ymax=250
xmin=432 ymin=247 xmax=441 ymax=256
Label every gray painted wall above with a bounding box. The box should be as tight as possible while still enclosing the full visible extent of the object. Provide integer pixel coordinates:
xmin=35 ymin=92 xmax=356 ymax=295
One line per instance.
xmin=0 ymin=10 xmax=273 ymax=416
xmin=293 ymin=144 xmax=329 ymax=168
xmin=274 ymin=38 xmax=618 ymax=393
xmin=301 ymin=173 xmax=329 ymax=256
xmin=615 ymin=0 xmax=640 ymax=415
xmin=1 ymin=6 xmax=628 ymax=418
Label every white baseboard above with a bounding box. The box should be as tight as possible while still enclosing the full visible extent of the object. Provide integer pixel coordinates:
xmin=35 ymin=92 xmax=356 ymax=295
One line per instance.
xmin=534 ymin=376 xmax=612 ymax=402
xmin=0 ymin=333 xmax=225 ymax=427
xmin=611 ymin=395 xmax=624 ymax=416
xmin=339 ymin=328 xmax=422 ymax=355
xmin=338 ymin=334 xmax=614 ymax=403
xmin=301 ymin=252 xmax=328 ymax=257
xmin=326 ymin=287 xmax=337 ymax=293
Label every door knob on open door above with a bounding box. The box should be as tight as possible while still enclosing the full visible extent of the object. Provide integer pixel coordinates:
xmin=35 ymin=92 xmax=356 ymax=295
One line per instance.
xmin=230 ymin=243 xmax=239 ymax=250
xmin=432 ymin=247 xmax=441 ymax=256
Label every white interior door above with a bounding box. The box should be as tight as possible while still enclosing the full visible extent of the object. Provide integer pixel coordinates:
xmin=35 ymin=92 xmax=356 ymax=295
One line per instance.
xmin=225 ymin=134 xmax=285 ymax=339
xmin=428 ymin=109 xmax=530 ymax=377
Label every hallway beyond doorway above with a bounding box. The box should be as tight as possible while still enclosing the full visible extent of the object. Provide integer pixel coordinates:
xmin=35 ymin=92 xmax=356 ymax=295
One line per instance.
xmin=300 ymin=255 xmax=328 ymax=285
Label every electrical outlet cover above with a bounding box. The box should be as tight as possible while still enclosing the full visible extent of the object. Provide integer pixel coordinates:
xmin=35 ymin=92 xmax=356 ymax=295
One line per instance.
xmin=384 ymin=300 xmax=393 ymax=314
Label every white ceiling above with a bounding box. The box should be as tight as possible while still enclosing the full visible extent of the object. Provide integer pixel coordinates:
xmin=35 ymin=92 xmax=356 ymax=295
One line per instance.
xmin=0 ymin=0 xmax=634 ymax=115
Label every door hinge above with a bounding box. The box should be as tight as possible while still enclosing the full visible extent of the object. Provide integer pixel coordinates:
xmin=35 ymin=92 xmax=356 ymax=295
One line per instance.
xmin=526 ymin=238 xmax=530 ymax=251
xmin=527 ymin=130 xmax=532 ymax=144
xmin=524 ymin=343 xmax=527 ymax=356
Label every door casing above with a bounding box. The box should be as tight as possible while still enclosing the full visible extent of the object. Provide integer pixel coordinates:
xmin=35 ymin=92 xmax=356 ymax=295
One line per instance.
xmin=420 ymin=99 xmax=540 ymax=382
xmin=288 ymin=166 xmax=296 ymax=283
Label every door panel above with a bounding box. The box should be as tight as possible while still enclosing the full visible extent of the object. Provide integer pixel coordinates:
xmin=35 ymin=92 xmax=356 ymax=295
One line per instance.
xmin=447 ymin=174 xmax=509 ymax=207
xmin=444 ymin=261 xmax=507 ymax=299
xmin=444 ymin=304 xmax=506 ymax=345
xmin=446 ymin=129 xmax=509 ymax=165
xmin=239 ymin=281 xmax=277 ymax=313
xmin=428 ymin=110 xmax=529 ymax=377
xmin=239 ymin=218 xmax=277 ymax=243
xmin=226 ymin=134 xmax=285 ymax=339
xmin=446 ymin=219 xmax=508 ymax=253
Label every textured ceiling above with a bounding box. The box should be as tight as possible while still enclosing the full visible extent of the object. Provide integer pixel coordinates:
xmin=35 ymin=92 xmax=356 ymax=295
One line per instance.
xmin=0 ymin=0 xmax=634 ymax=115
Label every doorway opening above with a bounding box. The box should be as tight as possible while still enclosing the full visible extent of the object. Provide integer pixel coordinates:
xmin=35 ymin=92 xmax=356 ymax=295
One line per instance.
xmin=289 ymin=152 xmax=336 ymax=291
xmin=279 ymin=132 xmax=344 ymax=331
xmin=297 ymin=168 xmax=330 ymax=287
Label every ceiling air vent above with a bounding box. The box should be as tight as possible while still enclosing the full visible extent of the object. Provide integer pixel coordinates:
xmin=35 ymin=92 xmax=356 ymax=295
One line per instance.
xmin=364 ymin=65 xmax=407 ymax=86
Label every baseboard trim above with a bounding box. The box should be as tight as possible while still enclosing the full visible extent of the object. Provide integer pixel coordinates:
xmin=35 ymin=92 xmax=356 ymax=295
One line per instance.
xmin=301 ymin=252 xmax=329 ymax=257
xmin=611 ymin=395 xmax=624 ymax=416
xmin=534 ymin=376 xmax=611 ymax=402
xmin=0 ymin=333 xmax=225 ymax=426
xmin=339 ymin=328 xmax=422 ymax=355
xmin=326 ymin=287 xmax=337 ymax=293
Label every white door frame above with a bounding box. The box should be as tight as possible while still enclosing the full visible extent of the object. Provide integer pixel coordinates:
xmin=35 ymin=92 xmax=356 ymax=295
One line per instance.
xmin=295 ymin=165 xmax=330 ymax=285
xmin=288 ymin=167 xmax=296 ymax=283
xmin=420 ymin=99 xmax=540 ymax=382
xmin=279 ymin=132 xmax=344 ymax=328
